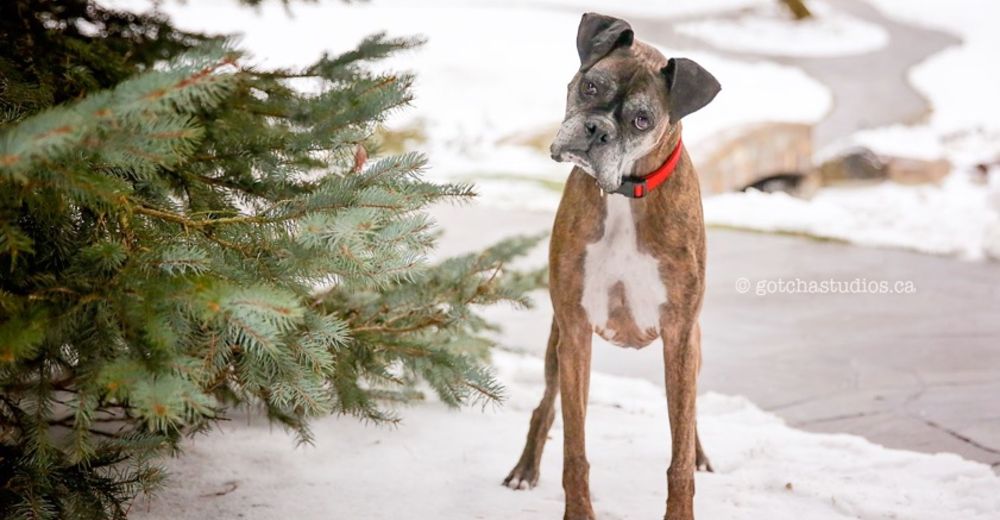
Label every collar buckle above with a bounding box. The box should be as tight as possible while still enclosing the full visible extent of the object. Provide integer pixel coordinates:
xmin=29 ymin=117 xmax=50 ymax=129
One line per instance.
xmin=610 ymin=137 xmax=683 ymax=199
xmin=614 ymin=178 xmax=649 ymax=198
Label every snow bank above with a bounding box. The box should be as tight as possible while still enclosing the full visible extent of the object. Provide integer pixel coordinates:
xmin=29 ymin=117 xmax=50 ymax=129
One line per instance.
xmin=676 ymin=0 xmax=889 ymax=57
xmin=704 ymin=174 xmax=999 ymax=259
xmin=844 ymin=0 xmax=1000 ymax=169
xmin=864 ymin=0 xmax=1000 ymax=144
xmin=132 ymin=351 xmax=1000 ymax=519
xmin=703 ymin=0 xmax=1000 ymax=260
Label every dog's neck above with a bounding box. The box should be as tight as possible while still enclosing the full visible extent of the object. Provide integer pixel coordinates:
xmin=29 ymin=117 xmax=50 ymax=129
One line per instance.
xmin=632 ymin=122 xmax=683 ymax=179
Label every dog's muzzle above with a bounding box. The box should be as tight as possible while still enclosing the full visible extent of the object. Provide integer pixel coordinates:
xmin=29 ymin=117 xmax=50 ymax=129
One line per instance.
xmin=550 ymin=143 xmax=594 ymax=173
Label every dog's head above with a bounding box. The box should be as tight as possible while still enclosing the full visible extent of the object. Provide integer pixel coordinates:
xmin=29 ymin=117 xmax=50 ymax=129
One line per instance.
xmin=550 ymin=13 xmax=721 ymax=192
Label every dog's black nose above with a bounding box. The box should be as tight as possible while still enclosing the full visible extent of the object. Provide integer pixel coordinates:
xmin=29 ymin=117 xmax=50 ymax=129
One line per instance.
xmin=584 ymin=119 xmax=614 ymax=147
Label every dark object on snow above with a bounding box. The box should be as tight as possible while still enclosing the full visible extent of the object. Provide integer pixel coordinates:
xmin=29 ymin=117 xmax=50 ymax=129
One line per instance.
xmin=974 ymin=158 xmax=1000 ymax=183
xmin=819 ymin=147 xmax=885 ymax=183
xmin=779 ymin=0 xmax=813 ymax=20
xmin=743 ymin=173 xmax=811 ymax=194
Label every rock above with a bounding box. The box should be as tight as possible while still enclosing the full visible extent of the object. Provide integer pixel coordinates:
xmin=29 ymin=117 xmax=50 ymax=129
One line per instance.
xmin=819 ymin=147 xmax=953 ymax=186
xmin=884 ymin=157 xmax=951 ymax=185
xmin=692 ymin=122 xmax=814 ymax=196
xmin=818 ymin=147 xmax=885 ymax=183
xmin=974 ymin=158 xmax=1000 ymax=184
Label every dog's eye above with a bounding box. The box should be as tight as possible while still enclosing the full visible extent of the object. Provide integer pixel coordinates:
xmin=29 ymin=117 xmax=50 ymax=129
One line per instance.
xmin=634 ymin=115 xmax=651 ymax=130
xmin=583 ymin=82 xmax=598 ymax=96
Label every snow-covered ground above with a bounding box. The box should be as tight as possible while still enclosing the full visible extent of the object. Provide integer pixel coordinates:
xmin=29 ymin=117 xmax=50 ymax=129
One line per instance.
xmin=859 ymin=0 xmax=1000 ymax=260
xmin=676 ymin=0 xmax=889 ymax=57
xmin=704 ymin=173 xmax=999 ymax=259
xmin=132 ymin=351 xmax=1000 ymax=519
xmin=862 ymin=0 xmax=1000 ymax=150
xmin=700 ymin=0 xmax=1000 ymax=260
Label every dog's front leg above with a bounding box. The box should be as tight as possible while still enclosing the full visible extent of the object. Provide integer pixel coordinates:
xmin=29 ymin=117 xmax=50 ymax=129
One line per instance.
xmin=661 ymin=318 xmax=699 ymax=520
xmin=557 ymin=310 xmax=596 ymax=520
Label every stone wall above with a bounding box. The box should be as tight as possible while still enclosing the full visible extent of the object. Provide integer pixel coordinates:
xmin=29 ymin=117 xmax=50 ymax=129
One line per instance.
xmin=691 ymin=122 xmax=813 ymax=195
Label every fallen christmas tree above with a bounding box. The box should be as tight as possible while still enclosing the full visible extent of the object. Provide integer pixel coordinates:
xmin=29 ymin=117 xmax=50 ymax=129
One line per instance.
xmin=0 ymin=2 xmax=544 ymax=518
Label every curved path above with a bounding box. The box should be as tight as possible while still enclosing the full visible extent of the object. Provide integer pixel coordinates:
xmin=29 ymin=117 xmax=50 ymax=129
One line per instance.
xmin=628 ymin=0 xmax=960 ymax=148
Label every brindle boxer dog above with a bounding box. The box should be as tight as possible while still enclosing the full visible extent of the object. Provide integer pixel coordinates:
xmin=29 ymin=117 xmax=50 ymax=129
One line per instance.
xmin=502 ymin=13 xmax=721 ymax=520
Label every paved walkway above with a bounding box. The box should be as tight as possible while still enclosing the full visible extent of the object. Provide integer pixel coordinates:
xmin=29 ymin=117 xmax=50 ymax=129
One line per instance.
xmin=612 ymin=228 xmax=1000 ymax=470
xmin=432 ymin=204 xmax=1000 ymax=471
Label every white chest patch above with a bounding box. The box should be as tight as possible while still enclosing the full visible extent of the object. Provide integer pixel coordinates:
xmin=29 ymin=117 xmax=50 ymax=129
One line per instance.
xmin=581 ymin=195 xmax=668 ymax=340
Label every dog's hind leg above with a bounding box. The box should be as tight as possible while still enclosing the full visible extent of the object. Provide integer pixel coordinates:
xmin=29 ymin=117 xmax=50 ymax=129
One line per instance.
xmin=503 ymin=318 xmax=560 ymax=490
xmin=692 ymin=322 xmax=712 ymax=473
xmin=695 ymin=430 xmax=713 ymax=472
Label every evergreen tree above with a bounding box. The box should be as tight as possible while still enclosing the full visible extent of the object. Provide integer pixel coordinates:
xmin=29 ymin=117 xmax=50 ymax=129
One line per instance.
xmin=0 ymin=2 xmax=545 ymax=518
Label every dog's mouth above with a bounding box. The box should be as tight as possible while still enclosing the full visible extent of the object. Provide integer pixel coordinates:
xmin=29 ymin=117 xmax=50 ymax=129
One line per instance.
xmin=553 ymin=150 xmax=594 ymax=174
xmin=552 ymin=151 xmax=623 ymax=193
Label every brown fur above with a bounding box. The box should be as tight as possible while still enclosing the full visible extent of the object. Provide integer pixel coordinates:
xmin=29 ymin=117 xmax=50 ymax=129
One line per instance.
xmin=504 ymin=130 xmax=712 ymax=520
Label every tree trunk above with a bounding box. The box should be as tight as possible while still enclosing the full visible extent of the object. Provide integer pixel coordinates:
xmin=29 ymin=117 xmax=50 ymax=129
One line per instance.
xmin=779 ymin=0 xmax=813 ymax=19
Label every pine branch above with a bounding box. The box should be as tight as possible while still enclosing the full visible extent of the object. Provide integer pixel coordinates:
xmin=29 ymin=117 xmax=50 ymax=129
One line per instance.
xmin=0 ymin=8 xmax=545 ymax=517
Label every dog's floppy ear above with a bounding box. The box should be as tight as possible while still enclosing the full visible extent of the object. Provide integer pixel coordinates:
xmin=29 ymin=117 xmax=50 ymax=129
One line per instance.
xmin=662 ymin=57 xmax=721 ymax=122
xmin=576 ymin=13 xmax=634 ymax=69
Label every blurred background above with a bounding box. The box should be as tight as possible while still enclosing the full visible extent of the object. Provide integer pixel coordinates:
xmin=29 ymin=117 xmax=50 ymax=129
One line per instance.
xmin=93 ymin=0 xmax=997 ymax=517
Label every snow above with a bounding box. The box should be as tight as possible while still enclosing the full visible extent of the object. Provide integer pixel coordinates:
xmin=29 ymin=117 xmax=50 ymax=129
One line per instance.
xmin=676 ymin=0 xmax=889 ymax=57
xmin=105 ymin=0 xmax=830 ymax=212
xmin=449 ymin=0 xmax=771 ymax=19
xmin=705 ymin=174 xmax=999 ymax=259
xmin=132 ymin=351 xmax=1000 ymax=519
xmin=864 ymin=0 xmax=1000 ymax=140
xmin=698 ymin=0 xmax=1000 ymax=260
xmin=847 ymin=0 xmax=1000 ymax=167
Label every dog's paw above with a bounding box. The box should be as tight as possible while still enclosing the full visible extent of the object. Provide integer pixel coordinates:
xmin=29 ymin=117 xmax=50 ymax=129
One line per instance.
xmin=502 ymin=464 xmax=540 ymax=490
xmin=695 ymin=451 xmax=714 ymax=473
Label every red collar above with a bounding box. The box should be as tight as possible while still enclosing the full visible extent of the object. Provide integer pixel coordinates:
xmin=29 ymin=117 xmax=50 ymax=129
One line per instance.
xmin=613 ymin=137 xmax=683 ymax=198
